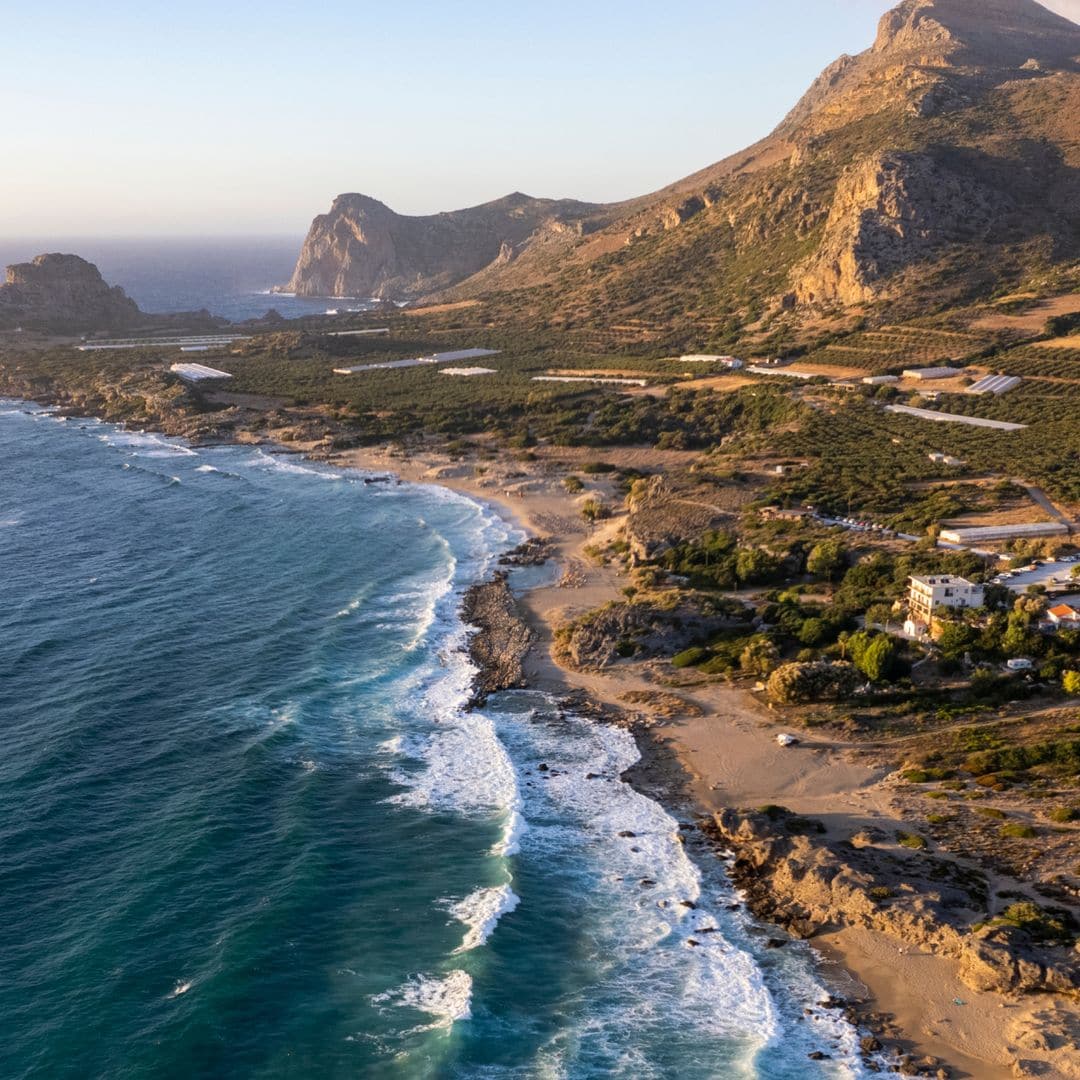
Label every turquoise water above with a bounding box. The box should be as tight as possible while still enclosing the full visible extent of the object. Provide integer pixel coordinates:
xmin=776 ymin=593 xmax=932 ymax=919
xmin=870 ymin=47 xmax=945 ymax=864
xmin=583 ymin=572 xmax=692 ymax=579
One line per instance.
xmin=0 ymin=404 xmax=880 ymax=1079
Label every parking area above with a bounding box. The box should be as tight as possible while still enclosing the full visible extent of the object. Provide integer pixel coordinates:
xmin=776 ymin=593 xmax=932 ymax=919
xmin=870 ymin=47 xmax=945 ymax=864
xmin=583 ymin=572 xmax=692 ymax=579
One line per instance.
xmin=994 ymin=558 xmax=1080 ymax=592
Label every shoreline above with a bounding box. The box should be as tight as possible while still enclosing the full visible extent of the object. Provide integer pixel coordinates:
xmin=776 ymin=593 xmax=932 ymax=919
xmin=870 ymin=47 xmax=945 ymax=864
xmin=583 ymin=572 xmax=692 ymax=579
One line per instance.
xmin=6 ymin=398 xmax=1073 ymax=1078
xmin=330 ymin=442 xmax=1070 ymax=1080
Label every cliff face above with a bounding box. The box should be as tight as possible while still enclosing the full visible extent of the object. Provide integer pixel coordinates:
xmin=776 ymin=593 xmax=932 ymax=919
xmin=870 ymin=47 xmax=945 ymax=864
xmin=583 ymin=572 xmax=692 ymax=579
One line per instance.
xmin=0 ymin=254 xmax=142 ymax=331
xmin=282 ymin=192 xmax=602 ymax=299
xmin=284 ymin=0 xmax=1080 ymax=322
xmin=794 ymin=151 xmax=1010 ymax=305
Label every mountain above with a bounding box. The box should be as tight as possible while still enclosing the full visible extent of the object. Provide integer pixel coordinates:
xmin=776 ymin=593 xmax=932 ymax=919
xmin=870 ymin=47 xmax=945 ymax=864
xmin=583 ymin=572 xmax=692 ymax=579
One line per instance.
xmin=281 ymin=191 xmax=607 ymax=300
xmin=0 ymin=254 xmax=143 ymax=331
xmin=284 ymin=0 xmax=1080 ymax=332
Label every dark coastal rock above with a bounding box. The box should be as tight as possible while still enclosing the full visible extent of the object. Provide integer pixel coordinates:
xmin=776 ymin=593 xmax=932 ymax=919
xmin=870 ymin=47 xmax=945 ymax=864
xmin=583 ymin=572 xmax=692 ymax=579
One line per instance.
xmin=499 ymin=537 xmax=554 ymax=567
xmin=460 ymin=572 xmax=533 ymax=705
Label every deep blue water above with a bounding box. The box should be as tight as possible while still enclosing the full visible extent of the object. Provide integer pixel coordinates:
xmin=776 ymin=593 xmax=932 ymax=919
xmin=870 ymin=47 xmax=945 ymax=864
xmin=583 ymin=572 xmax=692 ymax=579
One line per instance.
xmin=0 ymin=405 xmax=880 ymax=1079
xmin=0 ymin=238 xmax=376 ymax=321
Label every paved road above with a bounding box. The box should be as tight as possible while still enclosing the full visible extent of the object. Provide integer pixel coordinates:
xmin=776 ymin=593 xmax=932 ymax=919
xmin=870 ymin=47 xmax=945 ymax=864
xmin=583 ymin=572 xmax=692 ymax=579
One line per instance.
xmin=1018 ymin=481 xmax=1078 ymax=530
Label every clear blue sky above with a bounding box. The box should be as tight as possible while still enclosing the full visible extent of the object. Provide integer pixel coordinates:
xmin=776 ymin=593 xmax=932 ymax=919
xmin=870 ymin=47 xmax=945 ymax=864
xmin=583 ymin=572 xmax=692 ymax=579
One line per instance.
xmin=3 ymin=0 xmax=1077 ymax=236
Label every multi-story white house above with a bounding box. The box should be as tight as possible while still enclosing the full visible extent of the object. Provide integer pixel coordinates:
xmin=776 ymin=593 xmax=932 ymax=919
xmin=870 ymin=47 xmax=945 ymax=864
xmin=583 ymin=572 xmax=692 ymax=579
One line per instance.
xmin=906 ymin=575 xmax=985 ymax=635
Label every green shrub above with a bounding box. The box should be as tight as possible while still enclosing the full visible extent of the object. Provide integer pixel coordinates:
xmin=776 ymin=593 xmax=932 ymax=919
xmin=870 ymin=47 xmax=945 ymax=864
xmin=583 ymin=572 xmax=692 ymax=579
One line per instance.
xmin=1047 ymin=806 xmax=1079 ymax=823
xmin=992 ymin=901 xmax=1074 ymax=943
xmin=698 ymin=654 xmax=736 ymax=676
xmin=896 ymin=831 xmax=928 ymax=850
xmin=672 ymin=647 xmax=709 ymax=669
xmin=766 ymin=661 xmax=861 ymax=704
xmin=975 ymin=806 xmax=1007 ymax=820
xmin=1001 ymin=823 xmax=1037 ymax=839
xmin=903 ymin=767 xmax=954 ymax=783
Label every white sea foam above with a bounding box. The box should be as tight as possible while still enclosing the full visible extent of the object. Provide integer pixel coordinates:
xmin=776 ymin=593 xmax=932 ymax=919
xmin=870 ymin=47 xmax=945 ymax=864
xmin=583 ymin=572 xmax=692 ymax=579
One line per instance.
xmin=195 ymin=464 xmax=219 ymax=473
xmin=384 ymin=655 xmax=525 ymax=857
xmin=169 ymin=980 xmax=193 ymax=998
xmin=98 ymin=430 xmax=198 ymax=457
xmin=333 ymin=597 xmax=363 ymax=618
xmin=478 ymin=698 xmax=883 ymax=1075
xmin=372 ymin=970 xmax=473 ymax=1030
xmin=243 ymin=448 xmax=341 ymax=480
xmin=446 ymin=884 xmax=520 ymax=953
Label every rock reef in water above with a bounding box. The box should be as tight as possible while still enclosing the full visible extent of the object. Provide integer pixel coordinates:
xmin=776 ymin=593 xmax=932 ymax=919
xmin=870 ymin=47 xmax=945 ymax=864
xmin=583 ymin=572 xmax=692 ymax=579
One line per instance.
xmin=461 ymin=573 xmax=534 ymax=704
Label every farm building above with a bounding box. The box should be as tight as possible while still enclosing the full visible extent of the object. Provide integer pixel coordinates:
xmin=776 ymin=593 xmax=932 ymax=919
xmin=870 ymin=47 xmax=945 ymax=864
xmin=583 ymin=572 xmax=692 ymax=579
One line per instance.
xmin=884 ymin=404 xmax=1027 ymax=431
xmin=334 ymin=348 xmax=500 ymax=375
xmin=169 ymin=363 xmax=233 ymax=381
xmin=902 ymin=367 xmax=964 ymax=380
xmin=746 ymin=365 xmax=815 ymax=379
xmin=967 ymin=374 xmax=1021 ymax=395
xmin=680 ymin=354 xmax=744 ymax=368
xmin=863 ymin=375 xmax=900 ymax=385
xmin=938 ymin=522 xmax=1069 ymax=544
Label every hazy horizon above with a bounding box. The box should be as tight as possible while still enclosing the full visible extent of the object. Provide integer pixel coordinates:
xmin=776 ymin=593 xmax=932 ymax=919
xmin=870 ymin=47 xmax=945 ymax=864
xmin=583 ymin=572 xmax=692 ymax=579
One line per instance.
xmin=4 ymin=0 xmax=1079 ymax=238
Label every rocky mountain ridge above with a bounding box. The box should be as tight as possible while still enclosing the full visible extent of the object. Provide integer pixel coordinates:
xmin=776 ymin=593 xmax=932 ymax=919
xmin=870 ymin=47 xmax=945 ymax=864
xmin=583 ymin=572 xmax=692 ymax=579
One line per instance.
xmin=283 ymin=0 xmax=1080 ymax=328
xmin=281 ymin=191 xmax=605 ymax=300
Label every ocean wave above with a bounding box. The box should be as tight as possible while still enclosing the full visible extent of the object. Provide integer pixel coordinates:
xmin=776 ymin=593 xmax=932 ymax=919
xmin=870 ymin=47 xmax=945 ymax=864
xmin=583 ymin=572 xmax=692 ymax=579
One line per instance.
xmin=333 ymin=597 xmax=363 ymax=618
xmin=446 ymin=884 xmax=520 ymax=953
xmin=371 ymin=970 xmax=472 ymax=1030
xmin=383 ymin=648 xmax=525 ymax=857
xmin=243 ymin=448 xmax=341 ymax=480
xmin=98 ymin=430 xmax=198 ymax=457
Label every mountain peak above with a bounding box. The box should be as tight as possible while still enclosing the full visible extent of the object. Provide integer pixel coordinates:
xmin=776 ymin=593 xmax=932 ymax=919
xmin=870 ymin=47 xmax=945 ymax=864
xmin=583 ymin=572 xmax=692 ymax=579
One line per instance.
xmin=874 ymin=0 xmax=1080 ymax=65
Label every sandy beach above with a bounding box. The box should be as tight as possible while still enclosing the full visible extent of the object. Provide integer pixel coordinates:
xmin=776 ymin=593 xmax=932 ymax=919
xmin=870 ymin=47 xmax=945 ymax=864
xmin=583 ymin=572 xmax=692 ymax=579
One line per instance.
xmin=332 ymin=441 xmax=1076 ymax=1080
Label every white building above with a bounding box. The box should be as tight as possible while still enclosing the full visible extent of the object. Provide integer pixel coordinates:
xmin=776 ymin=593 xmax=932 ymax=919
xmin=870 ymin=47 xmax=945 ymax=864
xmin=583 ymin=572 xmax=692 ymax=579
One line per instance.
xmin=1044 ymin=604 xmax=1080 ymax=631
xmin=939 ymin=522 xmax=1068 ymax=544
xmin=679 ymin=354 xmax=744 ymax=368
xmin=907 ymin=574 xmax=985 ymax=631
xmin=903 ymin=367 xmax=963 ymax=381
xmin=169 ymin=363 xmax=233 ymax=381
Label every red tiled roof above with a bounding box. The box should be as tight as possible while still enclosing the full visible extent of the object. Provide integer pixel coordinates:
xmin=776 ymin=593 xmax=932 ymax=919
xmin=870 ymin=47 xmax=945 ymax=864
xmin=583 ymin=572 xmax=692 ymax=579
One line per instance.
xmin=1048 ymin=604 xmax=1080 ymax=619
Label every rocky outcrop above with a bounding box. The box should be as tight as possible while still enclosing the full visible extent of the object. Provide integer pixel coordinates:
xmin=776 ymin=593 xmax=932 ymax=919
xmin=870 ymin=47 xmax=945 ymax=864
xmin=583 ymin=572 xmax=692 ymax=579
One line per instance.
xmin=0 ymin=254 xmax=142 ymax=331
xmin=555 ymin=595 xmax=750 ymax=670
xmin=709 ymin=807 xmax=1080 ymax=997
xmin=873 ymin=0 xmax=1080 ymax=69
xmin=794 ymin=152 xmax=1007 ymax=305
xmin=281 ymin=192 xmax=599 ymax=299
xmin=461 ymin=573 xmax=534 ymax=704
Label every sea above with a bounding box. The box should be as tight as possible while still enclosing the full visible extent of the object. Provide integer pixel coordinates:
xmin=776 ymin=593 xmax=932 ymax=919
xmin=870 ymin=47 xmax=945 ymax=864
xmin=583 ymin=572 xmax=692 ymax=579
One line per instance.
xmin=0 ymin=403 xmax=889 ymax=1080
xmin=0 ymin=237 xmax=378 ymax=322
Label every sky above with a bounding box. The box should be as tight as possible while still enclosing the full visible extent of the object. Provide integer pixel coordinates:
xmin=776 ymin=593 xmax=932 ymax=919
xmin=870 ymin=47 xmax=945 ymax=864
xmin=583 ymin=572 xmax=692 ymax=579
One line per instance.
xmin=3 ymin=0 xmax=1078 ymax=237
